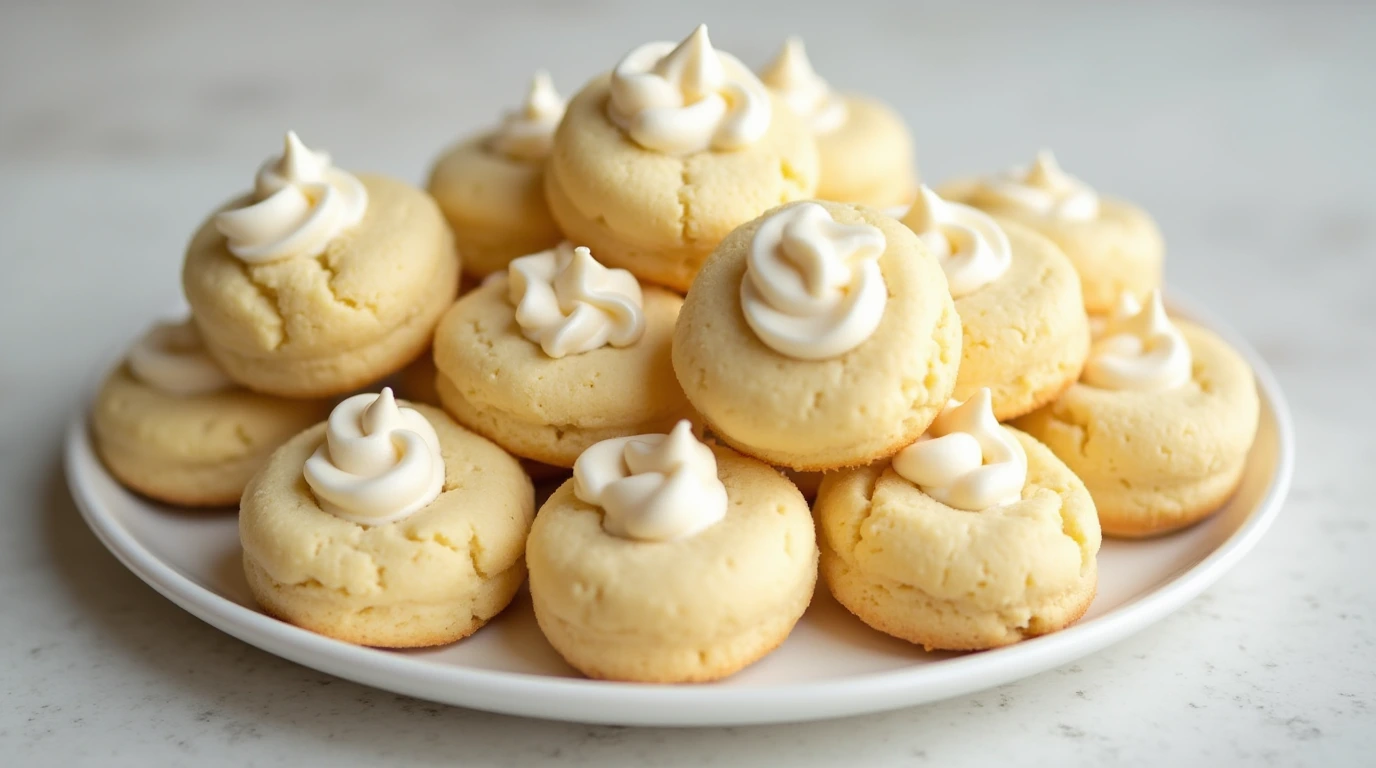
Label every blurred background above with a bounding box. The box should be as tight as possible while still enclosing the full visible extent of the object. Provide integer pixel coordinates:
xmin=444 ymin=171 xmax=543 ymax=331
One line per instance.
xmin=2 ymin=1 xmax=1372 ymax=764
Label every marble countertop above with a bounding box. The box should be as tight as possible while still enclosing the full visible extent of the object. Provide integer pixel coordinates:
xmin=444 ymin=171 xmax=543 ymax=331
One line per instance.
xmin=2 ymin=1 xmax=1371 ymax=765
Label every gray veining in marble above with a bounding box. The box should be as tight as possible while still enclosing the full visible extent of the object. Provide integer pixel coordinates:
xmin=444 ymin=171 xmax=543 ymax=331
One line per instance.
xmin=1 ymin=1 xmax=1372 ymax=765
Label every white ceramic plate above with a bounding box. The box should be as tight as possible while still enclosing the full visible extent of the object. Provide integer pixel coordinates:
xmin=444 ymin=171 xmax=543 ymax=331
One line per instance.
xmin=65 ymin=294 xmax=1293 ymax=727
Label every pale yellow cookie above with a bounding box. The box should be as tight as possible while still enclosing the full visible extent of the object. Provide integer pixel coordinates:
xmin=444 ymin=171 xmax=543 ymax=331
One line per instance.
xmin=394 ymin=352 xmax=440 ymax=407
xmin=240 ymin=403 xmax=534 ymax=648
xmin=90 ymin=365 xmax=330 ymax=507
xmin=949 ymin=219 xmax=1091 ymax=420
xmin=816 ymin=429 xmax=1101 ymax=651
xmin=1015 ymin=321 xmax=1259 ymax=537
xmin=432 ymin=279 xmax=693 ymax=467
xmin=939 ymin=178 xmax=1163 ymax=314
xmin=428 ymin=136 xmax=562 ymax=278
xmin=184 ymin=175 xmax=460 ymax=398
xmin=527 ymin=444 xmax=817 ymax=682
xmin=673 ymin=201 xmax=961 ymax=470
xmin=815 ymin=95 xmax=916 ymax=208
xmin=545 ymin=73 xmax=818 ymax=292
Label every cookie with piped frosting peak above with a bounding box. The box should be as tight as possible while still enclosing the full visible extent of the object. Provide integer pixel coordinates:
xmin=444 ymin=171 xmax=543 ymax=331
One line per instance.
xmin=526 ymin=422 xmax=818 ymax=682
xmin=545 ymin=25 xmax=819 ymax=292
xmin=183 ymin=131 xmax=459 ymax=398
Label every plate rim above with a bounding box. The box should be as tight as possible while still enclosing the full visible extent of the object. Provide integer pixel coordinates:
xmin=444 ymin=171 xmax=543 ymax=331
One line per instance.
xmin=63 ymin=290 xmax=1295 ymax=726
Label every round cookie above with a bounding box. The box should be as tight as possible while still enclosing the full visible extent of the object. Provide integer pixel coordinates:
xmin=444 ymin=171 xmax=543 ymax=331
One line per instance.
xmin=816 ymin=427 xmax=1101 ymax=651
xmin=1015 ymin=319 xmax=1259 ymax=538
xmin=939 ymin=154 xmax=1162 ymax=315
xmin=545 ymin=28 xmax=819 ymax=292
xmin=91 ymin=357 xmax=330 ymax=507
xmin=527 ymin=436 xmax=818 ymax=682
xmin=433 ymin=247 xmax=693 ymax=468
xmin=428 ymin=72 xmax=565 ymax=278
xmin=185 ymin=135 xmax=459 ymax=398
xmin=240 ymin=399 xmax=534 ymax=648
xmin=673 ymin=200 xmax=961 ymax=470
xmin=760 ymin=38 xmax=916 ymax=208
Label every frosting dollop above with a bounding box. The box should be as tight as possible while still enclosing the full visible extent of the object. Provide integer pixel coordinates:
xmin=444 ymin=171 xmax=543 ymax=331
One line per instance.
xmin=1082 ymin=290 xmax=1191 ymax=391
xmin=902 ymin=185 xmax=1012 ymax=298
xmin=759 ymin=37 xmax=847 ymax=135
xmin=127 ymin=319 xmax=234 ymax=396
xmin=303 ymin=388 xmax=445 ymax=526
xmin=1089 ymin=291 xmax=1142 ymax=339
xmin=507 ymin=243 xmax=646 ymax=359
xmin=976 ymin=150 xmax=1100 ymax=221
xmin=740 ymin=202 xmax=887 ymax=360
xmin=215 ymin=131 xmax=369 ymax=264
xmin=573 ymin=421 xmax=727 ymax=542
xmin=490 ymin=70 xmax=566 ymax=162
xmin=892 ymin=388 xmax=1027 ymax=511
xmin=608 ymin=24 xmax=771 ymax=155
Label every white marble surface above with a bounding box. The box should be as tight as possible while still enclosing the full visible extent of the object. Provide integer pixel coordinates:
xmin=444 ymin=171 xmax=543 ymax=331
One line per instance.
xmin=1 ymin=1 xmax=1372 ymax=765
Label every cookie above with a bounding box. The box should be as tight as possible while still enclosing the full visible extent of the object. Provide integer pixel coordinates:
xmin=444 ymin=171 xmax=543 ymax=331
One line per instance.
xmin=761 ymin=37 xmax=916 ymax=208
xmin=544 ymin=25 xmax=818 ymax=292
xmin=673 ymin=200 xmax=961 ymax=470
xmin=184 ymin=132 xmax=459 ymax=397
xmin=901 ymin=187 xmax=1090 ymax=420
xmin=90 ymin=320 xmax=330 ymax=506
xmin=240 ymin=391 xmax=534 ymax=647
xmin=1015 ymin=292 xmax=1259 ymax=537
xmin=427 ymin=71 xmax=566 ymax=278
xmin=817 ymin=390 xmax=1101 ymax=651
xmin=939 ymin=150 xmax=1163 ymax=314
xmin=434 ymin=243 xmax=693 ymax=467
xmin=527 ymin=423 xmax=818 ymax=682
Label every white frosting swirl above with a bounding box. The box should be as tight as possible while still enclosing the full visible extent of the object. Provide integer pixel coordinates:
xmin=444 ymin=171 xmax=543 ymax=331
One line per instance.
xmin=902 ymin=185 xmax=1012 ymax=298
xmin=573 ymin=420 xmax=727 ymax=542
xmin=608 ymin=24 xmax=772 ymax=155
xmin=303 ymin=388 xmax=445 ymax=526
xmin=740 ymin=202 xmax=887 ymax=360
xmin=892 ymin=388 xmax=1027 ymax=511
xmin=490 ymin=70 xmax=566 ymax=162
xmin=126 ymin=319 xmax=234 ymax=396
xmin=215 ymin=131 xmax=369 ymax=264
xmin=759 ymin=37 xmax=847 ymax=135
xmin=1082 ymin=290 xmax=1191 ymax=391
xmin=507 ymin=243 xmax=646 ymax=359
xmin=978 ymin=150 xmax=1100 ymax=221
xmin=1089 ymin=292 xmax=1142 ymax=339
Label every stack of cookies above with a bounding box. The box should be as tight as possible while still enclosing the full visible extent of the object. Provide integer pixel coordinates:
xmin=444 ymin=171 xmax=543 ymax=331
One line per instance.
xmin=90 ymin=25 xmax=1261 ymax=682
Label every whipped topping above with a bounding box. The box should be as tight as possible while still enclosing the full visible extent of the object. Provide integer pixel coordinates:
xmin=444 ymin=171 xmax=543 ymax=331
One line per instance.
xmin=759 ymin=37 xmax=847 ymax=135
xmin=740 ymin=202 xmax=887 ymax=360
xmin=507 ymin=243 xmax=646 ymax=359
xmin=1089 ymin=292 xmax=1142 ymax=339
xmin=892 ymin=388 xmax=1027 ymax=511
xmin=1082 ymin=290 xmax=1191 ymax=391
xmin=573 ymin=420 xmax=727 ymax=542
xmin=126 ymin=319 xmax=234 ymax=396
xmin=215 ymin=131 xmax=369 ymax=264
xmin=903 ymin=185 xmax=1012 ymax=298
xmin=303 ymin=388 xmax=445 ymax=526
xmin=977 ymin=150 xmax=1100 ymax=221
xmin=489 ymin=70 xmax=566 ymax=162
xmin=608 ymin=24 xmax=772 ymax=155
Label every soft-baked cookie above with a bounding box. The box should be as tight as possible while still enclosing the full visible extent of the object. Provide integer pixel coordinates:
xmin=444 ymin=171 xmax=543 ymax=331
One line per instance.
xmin=527 ymin=422 xmax=818 ymax=682
xmin=902 ymin=186 xmax=1090 ymax=420
xmin=91 ymin=319 xmax=331 ymax=506
xmin=1015 ymin=292 xmax=1259 ymax=537
xmin=240 ymin=389 xmax=534 ymax=647
xmin=939 ymin=150 xmax=1163 ymax=314
xmin=428 ymin=71 xmax=566 ymax=278
xmin=817 ymin=389 xmax=1101 ymax=651
xmin=434 ymin=242 xmax=693 ymax=467
xmin=760 ymin=37 xmax=916 ymax=208
xmin=545 ymin=25 xmax=819 ymax=292
xmin=674 ymin=200 xmax=961 ymax=470
xmin=184 ymin=132 xmax=459 ymax=397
